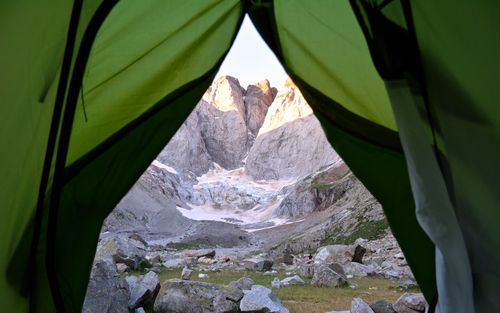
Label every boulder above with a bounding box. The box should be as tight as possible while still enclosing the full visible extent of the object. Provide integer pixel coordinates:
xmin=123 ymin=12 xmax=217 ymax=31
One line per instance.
xmin=311 ymin=265 xmax=347 ymax=287
xmin=94 ymin=235 xmax=146 ymax=269
xmin=264 ymin=270 xmax=278 ymax=276
xmin=82 ymin=260 xmax=130 ymax=313
xmin=126 ymin=271 xmax=160 ymax=309
xmin=352 ymin=245 xmax=367 ymax=264
xmin=243 ymin=255 xmax=273 ymax=271
xmin=281 ymin=275 xmax=305 ymax=286
xmin=271 ymin=277 xmax=282 ymax=289
xmin=298 ymin=263 xmax=315 ymax=278
xmin=398 ymin=278 xmax=418 ymax=290
xmin=240 ymin=285 xmax=289 ymax=313
xmin=154 ymin=279 xmax=243 ymax=313
xmin=163 ymin=258 xmax=190 ymax=269
xmin=351 ymin=297 xmax=375 ymax=313
xmin=135 ymin=308 xmax=146 ymax=313
xmin=228 ymin=277 xmax=255 ymax=291
xmin=370 ymin=300 xmax=396 ymax=313
xmin=116 ymin=262 xmax=128 ymax=274
xmin=393 ymin=293 xmax=427 ymax=313
xmin=198 ymin=273 xmax=209 ymax=279
xmin=344 ymin=262 xmax=376 ymax=278
xmin=314 ymin=245 xmax=354 ymax=266
xmin=181 ymin=267 xmax=192 ymax=280
xmin=181 ymin=249 xmax=216 ymax=258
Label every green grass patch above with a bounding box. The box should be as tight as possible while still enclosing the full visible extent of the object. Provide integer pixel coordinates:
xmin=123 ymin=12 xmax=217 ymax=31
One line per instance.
xmin=321 ymin=219 xmax=389 ymax=246
xmin=156 ymin=268 xmax=408 ymax=313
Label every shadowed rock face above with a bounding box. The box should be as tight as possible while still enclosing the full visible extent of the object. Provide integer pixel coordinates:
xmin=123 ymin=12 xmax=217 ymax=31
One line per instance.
xmin=245 ymin=81 xmax=339 ymax=180
xmin=244 ymin=79 xmax=277 ymax=144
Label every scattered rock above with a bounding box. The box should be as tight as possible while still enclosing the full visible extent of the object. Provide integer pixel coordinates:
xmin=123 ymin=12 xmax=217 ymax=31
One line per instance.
xmin=198 ymin=273 xmax=209 ymax=279
xmin=314 ymin=245 xmax=354 ymax=266
xmin=281 ymin=275 xmax=305 ymax=286
xmin=311 ymin=265 xmax=347 ymax=287
xmin=393 ymin=293 xmax=427 ymax=313
xmin=228 ymin=277 xmax=255 ymax=291
xmin=240 ymin=285 xmax=289 ymax=313
xmin=398 ymin=278 xmax=418 ymax=290
xmin=295 ymin=263 xmax=312 ymax=277
xmin=370 ymin=299 xmax=396 ymax=313
xmin=264 ymin=270 xmax=278 ymax=276
xmin=181 ymin=267 xmax=192 ymax=280
xmin=154 ymin=279 xmax=242 ymax=313
xmin=135 ymin=308 xmax=146 ymax=313
xmin=126 ymin=271 xmax=160 ymax=309
xmin=94 ymin=235 xmax=145 ymax=269
xmin=182 ymin=249 xmax=216 ymax=258
xmin=82 ymin=260 xmax=130 ymax=313
xmin=116 ymin=262 xmax=128 ymax=274
xmin=272 ymin=277 xmax=282 ymax=289
xmin=351 ymin=297 xmax=375 ymax=313
xmin=353 ymin=245 xmax=367 ymax=263
xmin=243 ymin=255 xmax=273 ymax=271
xmin=344 ymin=262 xmax=376 ymax=277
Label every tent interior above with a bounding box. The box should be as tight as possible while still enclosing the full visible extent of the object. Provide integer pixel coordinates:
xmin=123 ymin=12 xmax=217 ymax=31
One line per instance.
xmin=1 ymin=0 xmax=499 ymax=312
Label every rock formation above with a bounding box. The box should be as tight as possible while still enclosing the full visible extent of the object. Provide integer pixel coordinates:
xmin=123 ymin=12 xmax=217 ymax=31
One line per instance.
xmin=245 ymin=78 xmax=339 ymax=180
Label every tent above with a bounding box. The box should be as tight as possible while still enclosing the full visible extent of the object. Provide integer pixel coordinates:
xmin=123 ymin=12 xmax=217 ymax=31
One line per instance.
xmin=1 ymin=0 xmax=499 ymax=312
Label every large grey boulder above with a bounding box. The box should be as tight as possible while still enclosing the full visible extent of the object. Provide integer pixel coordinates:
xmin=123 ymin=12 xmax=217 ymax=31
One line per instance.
xmin=82 ymin=260 xmax=130 ymax=313
xmin=393 ymin=293 xmax=427 ymax=313
xmin=240 ymin=285 xmax=289 ymax=313
xmin=245 ymin=79 xmax=338 ymax=180
xmin=351 ymin=297 xmax=375 ymax=313
xmin=344 ymin=262 xmax=377 ymax=277
xmin=227 ymin=277 xmax=255 ymax=291
xmin=243 ymin=255 xmax=274 ymax=271
xmin=314 ymin=245 xmax=355 ymax=266
xmin=311 ymin=265 xmax=347 ymax=287
xmin=94 ymin=234 xmax=146 ymax=269
xmin=153 ymin=279 xmax=244 ymax=313
xmin=370 ymin=300 xmax=396 ymax=313
xmin=281 ymin=275 xmax=305 ymax=286
xmin=126 ymin=271 xmax=160 ymax=309
xmin=181 ymin=249 xmax=216 ymax=258
xmin=197 ymin=76 xmax=248 ymax=169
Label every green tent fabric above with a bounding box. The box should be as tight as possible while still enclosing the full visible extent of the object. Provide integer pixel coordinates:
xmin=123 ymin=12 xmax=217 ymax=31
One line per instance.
xmin=1 ymin=0 xmax=499 ymax=312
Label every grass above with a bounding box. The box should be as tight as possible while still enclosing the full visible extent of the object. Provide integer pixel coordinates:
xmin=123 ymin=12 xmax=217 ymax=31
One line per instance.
xmin=156 ymin=268 xmax=411 ymax=313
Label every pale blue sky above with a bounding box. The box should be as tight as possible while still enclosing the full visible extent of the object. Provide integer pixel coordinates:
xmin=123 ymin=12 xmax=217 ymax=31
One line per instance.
xmin=216 ymin=15 xmax=288 ymax=89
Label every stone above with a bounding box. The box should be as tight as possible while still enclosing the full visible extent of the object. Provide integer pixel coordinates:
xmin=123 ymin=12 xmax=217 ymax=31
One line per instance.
xmin=126 ymin=271 xmax=160 ymax=309
xmin=353 ymin=245 xmax=367 ymax=263
xmin=281 ymin=275 xmax=305 ymax=286
xmin=243 ymin=255 xmax=273 ymax=271
xmin=181 ymin=249 xmax=216 ymax=258
xmin=298 ymin=263 xmax=315 ymax=278
xmin=135 ymin=308 xmax=146 ymax=313
xmin=393 ymin=293 xmax=427 ymax=313
xmin=163 ymin=258 xmax=188 ymax=269
xmin=94 ymin=235 xmax=146 ymax=270
xmin=351 ymin=297 xmax=375 ymax=313
xmin=398 ymin=278 xmax=418 ymax=290
xmin=228 ymin=277 xmax=255 ymax=291
xmin=181 ymin=267 xmax=192 ymax=280
xmin=240 ymin=285 xmax=289 ymax=313
xmin=370 ymin=300 xmax=396 ymax=313
xmin=198 ymin=273 xmax=209 ymax=279
xmin=154 ymin=279 xmax=243 ymax=313
xmin=264 ymin=270 xmax=278 ymax=276
xmin=394 ymin=252 xmax=405 ymax=260
xmin=326 ymin=263 xmax=347 ymax=279
xmin=344 ymin=262 xmax=376 ymax=277
xmin=116 ymin=262 xmax=128 ymax=274
xmin=314 ymin=245 xmax=355 ymax=266
xmin=271 ymin=277 xmax=282 ymax=289
xmin=311 ymin=265 xmax=347 ymax=287
xmin=82 ymin=260 xmax=130 ymax=313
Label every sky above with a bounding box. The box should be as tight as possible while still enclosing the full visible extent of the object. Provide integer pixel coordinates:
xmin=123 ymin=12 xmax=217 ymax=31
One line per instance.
xmin=216 ymin=15 xmax=288 ymax=89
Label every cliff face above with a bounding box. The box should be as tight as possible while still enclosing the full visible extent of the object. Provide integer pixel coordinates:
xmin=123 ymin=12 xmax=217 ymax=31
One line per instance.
xmin=245 ymin=79 xmax=339 ymax=180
